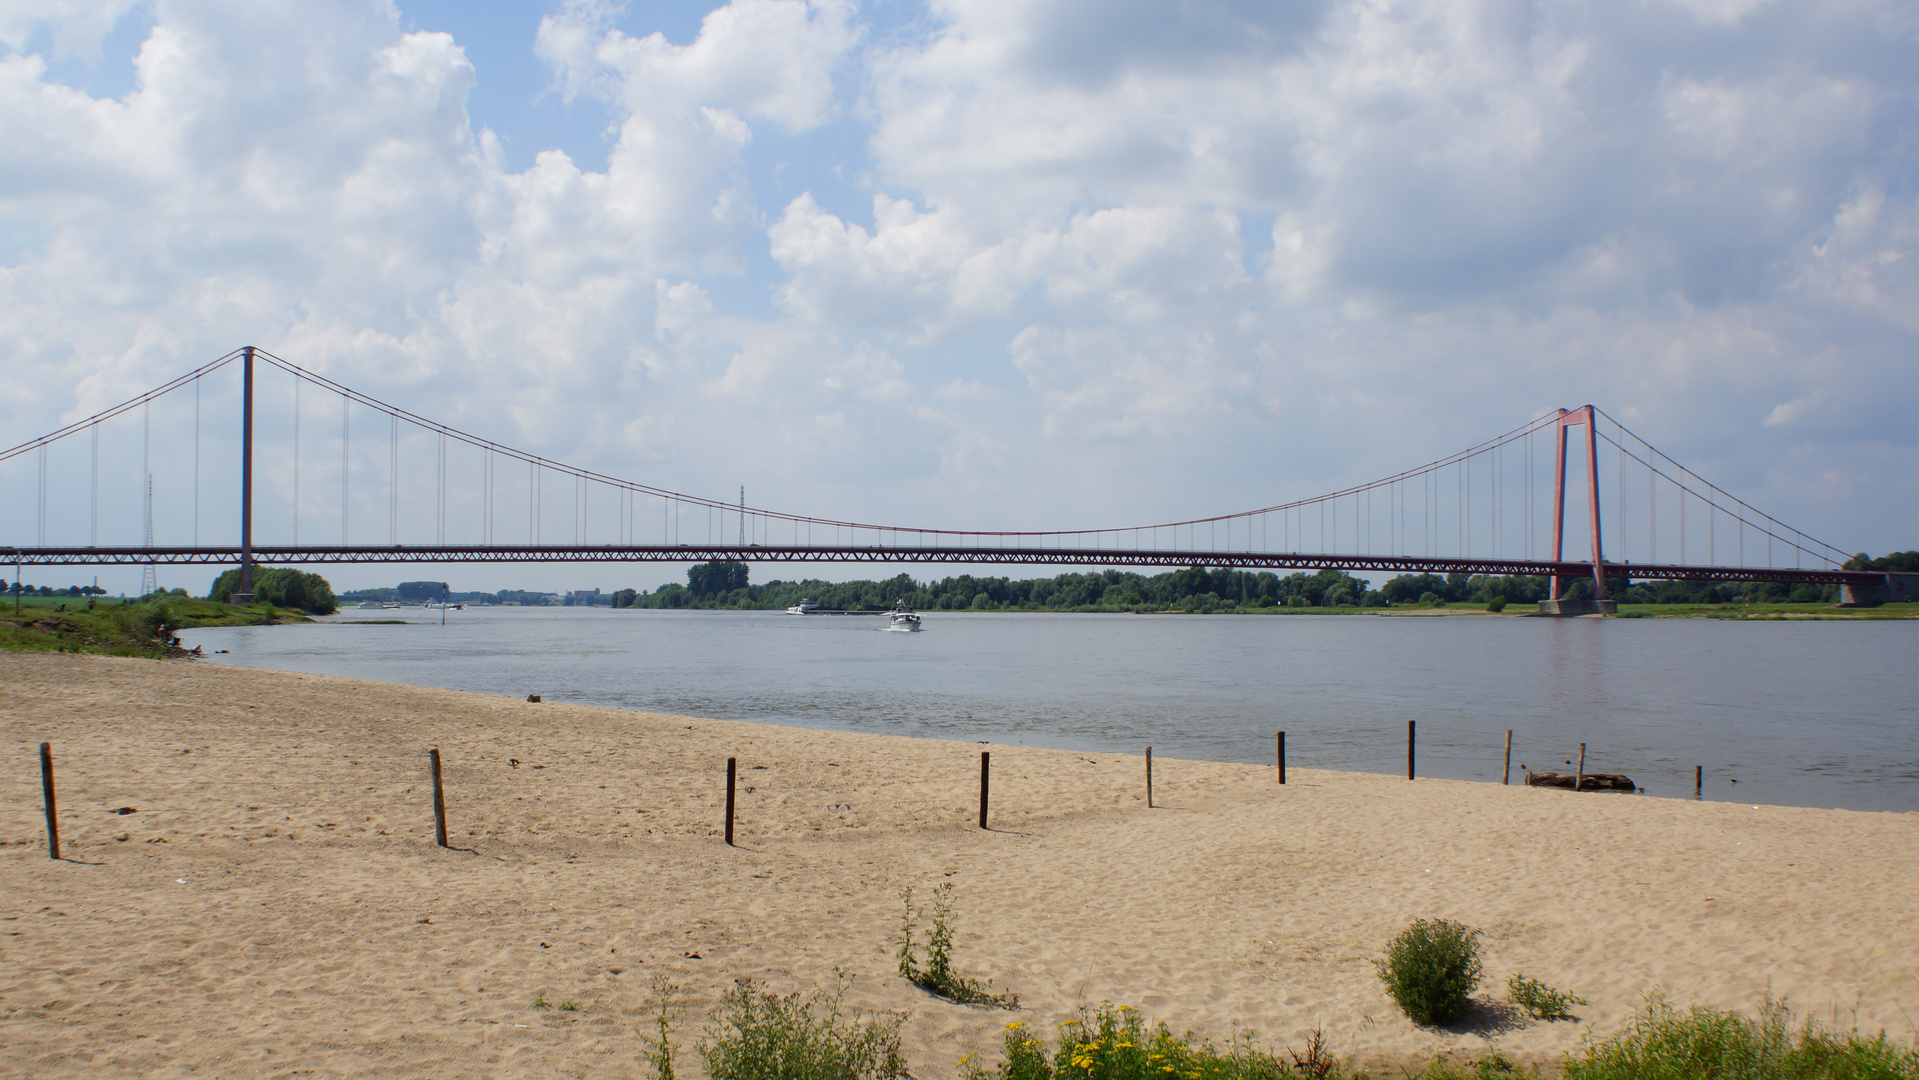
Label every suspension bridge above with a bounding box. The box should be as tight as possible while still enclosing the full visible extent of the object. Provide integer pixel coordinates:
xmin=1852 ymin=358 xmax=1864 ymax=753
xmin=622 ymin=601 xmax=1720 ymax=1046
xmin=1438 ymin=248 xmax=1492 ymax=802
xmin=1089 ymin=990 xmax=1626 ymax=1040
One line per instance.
xmin=0 ymin=347 xmax=1892 ymax=611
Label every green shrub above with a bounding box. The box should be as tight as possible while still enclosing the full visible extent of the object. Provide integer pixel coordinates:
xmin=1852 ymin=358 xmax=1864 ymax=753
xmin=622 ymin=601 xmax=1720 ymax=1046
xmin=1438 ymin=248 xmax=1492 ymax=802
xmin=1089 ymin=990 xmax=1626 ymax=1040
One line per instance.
xmin=896 ymin=884 xmax=1017 ymax=1008
xmin=1563 ymin=995 xmax=1919 ymax=1080
xmin=1376 ymin=918 xmax=1483 ymax=1025
xmin=1486 ymin=597 xmax=1508 ymax=613
xmin=1507 ymin=974 xmax=1584 ymax=1020
xmin=960 ymin=1002 xmax=1318 ymax=1080
xmin=698 ymin=976 xmax=906 ymax=1080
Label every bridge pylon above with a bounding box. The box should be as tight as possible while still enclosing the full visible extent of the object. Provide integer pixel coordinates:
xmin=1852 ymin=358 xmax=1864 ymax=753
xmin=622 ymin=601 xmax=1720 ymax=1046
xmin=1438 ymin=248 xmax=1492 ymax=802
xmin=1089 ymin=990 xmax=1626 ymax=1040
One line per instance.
xmin=1543 ymin=405 xmax=1615 ymax=615
xmin=233 ymin=345 xmax=257 ymax=604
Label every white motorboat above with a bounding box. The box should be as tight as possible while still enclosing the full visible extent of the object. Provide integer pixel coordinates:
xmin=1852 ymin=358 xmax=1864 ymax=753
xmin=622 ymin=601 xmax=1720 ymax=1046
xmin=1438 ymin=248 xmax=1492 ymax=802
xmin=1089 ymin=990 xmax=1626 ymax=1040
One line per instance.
xmin=886 ymin=599 xmax=922 ymax=632
xmin=357 ymin=600 xmax=384 ymax=610
xmin=785 ymin=599 xmax=822 ymax=615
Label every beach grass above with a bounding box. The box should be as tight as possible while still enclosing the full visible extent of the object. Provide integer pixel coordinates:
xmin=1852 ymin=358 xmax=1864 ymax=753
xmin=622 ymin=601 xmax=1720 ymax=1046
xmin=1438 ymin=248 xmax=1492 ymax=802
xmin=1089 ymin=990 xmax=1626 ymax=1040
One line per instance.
xmin=1561 ymin=995 xmax=1919 ymax=1080
xmin=960 ymin=1002 xmax=1309 ymax=1080
xmin=949 ymin=996 xmax=1919 ymax=1080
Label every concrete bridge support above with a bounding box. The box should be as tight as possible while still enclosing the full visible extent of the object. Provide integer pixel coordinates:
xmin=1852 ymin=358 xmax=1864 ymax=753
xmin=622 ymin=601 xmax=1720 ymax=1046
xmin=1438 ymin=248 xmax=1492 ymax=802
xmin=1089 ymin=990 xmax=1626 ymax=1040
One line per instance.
xmin=1839 ymin=572 xmax=1919 ymax=607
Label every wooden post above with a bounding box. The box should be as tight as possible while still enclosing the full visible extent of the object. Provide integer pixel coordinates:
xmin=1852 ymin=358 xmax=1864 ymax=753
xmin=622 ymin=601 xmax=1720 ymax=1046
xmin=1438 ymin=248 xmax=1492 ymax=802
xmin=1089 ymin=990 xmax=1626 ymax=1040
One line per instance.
xmin=428 ymin=748 xmax=447 ymax=848
xmin=1145 ymin=747 xmax=1153 ymax=808
xmin=978 ymin=751 xmax=990 ymax=829
xmin=39 ymin=742 xmax=59 ymax=860
xmin=1694 ymin=764 xmax=1702 ymax=800
xmin=1407 ymin=720 xmax=1416 ymax=780
xmin=724 ymin=757 xmax=737 ymax=846
xmin=1575 ymin=743 xmax=1586 ymax=793
xmin=1503 ymin=729 xmax=1513 ymax=785
xmin=1277 ymin=731 xmax=1286 ymax=785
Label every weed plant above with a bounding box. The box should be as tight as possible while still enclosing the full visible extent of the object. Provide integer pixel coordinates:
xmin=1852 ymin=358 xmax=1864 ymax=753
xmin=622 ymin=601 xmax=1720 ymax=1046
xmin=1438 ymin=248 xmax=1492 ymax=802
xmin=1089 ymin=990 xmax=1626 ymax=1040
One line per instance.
xmin=1376 ymin=919 xmax=1483 ymax=1025
xmin=1506 ymin=975 xmax=1584 ymax=1021
xmin=896 ymin=884 xmax=1018 ymax=1008
xmin=698 ymin=975 xmax=906 ymax=1080
xmin=1562 ymin=996 xmax=1919 ymax=1080
xmin=960 ymin=1002 xmax=1335 ymax=1080
xmin=644 ymin=976 xmax=681 ymax=1080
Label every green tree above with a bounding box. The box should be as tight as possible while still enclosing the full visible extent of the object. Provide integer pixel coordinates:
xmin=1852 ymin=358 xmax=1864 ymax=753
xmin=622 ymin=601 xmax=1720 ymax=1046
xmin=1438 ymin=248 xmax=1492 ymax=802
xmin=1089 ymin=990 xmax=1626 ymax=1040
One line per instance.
xmin=397 ymin=580 xmax=448 ymax=602
xmin=208 ymin=567 xmax=337 ymax=614
xmin=687 ymin=561 xmax=750 ymax=597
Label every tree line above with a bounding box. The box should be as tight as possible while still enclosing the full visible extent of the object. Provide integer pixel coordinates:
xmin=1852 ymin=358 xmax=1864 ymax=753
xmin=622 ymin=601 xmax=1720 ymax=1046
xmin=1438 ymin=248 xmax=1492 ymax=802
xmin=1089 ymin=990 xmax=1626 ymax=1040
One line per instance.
xmin=608 ymin=555 xmax=1917 ymax=612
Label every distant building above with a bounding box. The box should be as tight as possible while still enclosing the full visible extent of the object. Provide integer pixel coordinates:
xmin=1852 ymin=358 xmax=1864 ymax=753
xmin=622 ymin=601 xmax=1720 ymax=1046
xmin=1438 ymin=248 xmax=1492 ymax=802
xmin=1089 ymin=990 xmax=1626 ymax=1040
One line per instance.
xmin=565 ymin=588 xmax=604 ymax=606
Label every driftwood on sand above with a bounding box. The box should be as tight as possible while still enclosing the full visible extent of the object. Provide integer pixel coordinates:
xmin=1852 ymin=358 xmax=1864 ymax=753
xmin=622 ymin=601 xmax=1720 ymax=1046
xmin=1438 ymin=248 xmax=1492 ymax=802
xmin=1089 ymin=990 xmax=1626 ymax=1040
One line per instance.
xmin=1526 ymin=771 xmax=1636 ymax=792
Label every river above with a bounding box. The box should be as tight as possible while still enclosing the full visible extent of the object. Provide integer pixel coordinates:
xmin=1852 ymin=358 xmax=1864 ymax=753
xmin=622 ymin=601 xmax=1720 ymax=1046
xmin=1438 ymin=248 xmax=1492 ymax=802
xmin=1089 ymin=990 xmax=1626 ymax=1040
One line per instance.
xmin=181 ymin=607 xmax=1919 ymax=812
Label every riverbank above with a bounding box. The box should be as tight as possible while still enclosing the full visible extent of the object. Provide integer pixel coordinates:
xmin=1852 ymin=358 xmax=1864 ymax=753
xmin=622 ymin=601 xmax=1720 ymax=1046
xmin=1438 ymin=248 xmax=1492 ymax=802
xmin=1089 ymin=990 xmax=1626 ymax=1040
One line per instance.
xmin=4 ymin=652 xmax=1915 ymax=1078
xmin=0 ymin=597 xmax=308 ymax=658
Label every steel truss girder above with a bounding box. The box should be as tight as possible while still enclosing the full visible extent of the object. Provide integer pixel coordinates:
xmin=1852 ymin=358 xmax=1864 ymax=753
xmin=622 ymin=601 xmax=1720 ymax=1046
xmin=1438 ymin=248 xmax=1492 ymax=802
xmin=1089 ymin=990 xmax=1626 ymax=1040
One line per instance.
xmin=0 ymin=545 xmax=1873 ymax=586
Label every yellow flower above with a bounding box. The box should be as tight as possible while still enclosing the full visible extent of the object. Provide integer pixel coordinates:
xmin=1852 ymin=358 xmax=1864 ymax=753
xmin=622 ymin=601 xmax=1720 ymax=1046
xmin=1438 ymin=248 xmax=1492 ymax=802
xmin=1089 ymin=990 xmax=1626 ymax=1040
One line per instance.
xmin=1006 ymin=1022 xmax=1026 ymax=1031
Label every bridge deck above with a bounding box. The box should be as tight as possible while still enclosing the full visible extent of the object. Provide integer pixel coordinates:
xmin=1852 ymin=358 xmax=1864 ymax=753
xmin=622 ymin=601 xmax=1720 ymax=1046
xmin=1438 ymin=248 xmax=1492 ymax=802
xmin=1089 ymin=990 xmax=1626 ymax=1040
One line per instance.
xmin=0 ymin=545 xmax=1870 ymax=585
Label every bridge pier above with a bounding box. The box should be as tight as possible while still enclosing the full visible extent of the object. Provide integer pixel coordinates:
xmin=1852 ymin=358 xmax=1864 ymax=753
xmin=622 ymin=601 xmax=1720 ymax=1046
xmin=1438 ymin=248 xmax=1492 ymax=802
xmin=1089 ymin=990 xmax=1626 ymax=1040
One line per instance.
xmin=1535 ymin=598 xmax=1616 ymax=616
xmin=1838 ymin=572 xmax=1919 ymax=607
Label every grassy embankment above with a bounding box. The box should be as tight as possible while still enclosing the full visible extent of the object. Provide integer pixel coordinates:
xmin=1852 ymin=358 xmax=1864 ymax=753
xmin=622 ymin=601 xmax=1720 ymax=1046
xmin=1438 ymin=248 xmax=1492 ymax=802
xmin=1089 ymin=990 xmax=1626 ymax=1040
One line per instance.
xmin=0 ymin=596 xmax=307 ymax=657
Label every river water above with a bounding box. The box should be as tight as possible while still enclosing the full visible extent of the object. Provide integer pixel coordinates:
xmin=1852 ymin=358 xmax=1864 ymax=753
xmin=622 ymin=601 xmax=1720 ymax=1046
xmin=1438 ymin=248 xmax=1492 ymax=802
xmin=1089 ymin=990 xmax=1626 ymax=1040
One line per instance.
xmin=180 ymin=607 xmax=1919 ymax=813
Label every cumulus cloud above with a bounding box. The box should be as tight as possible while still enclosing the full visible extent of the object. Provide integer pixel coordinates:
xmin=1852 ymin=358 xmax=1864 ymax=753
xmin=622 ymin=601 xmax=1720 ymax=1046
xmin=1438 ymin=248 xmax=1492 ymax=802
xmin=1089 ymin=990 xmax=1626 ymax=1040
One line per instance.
xmin=0 ymin=0 xmax=1915 ymax=584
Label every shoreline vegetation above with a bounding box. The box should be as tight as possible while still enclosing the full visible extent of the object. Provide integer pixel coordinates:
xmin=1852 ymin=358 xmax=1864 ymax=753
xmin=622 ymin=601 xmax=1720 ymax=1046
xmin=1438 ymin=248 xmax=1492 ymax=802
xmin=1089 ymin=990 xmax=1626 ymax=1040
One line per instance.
xmin=614 ymin=559 xmax=1919 ymax=620
xmin=0 ymin=594 xmax=309 ymax=658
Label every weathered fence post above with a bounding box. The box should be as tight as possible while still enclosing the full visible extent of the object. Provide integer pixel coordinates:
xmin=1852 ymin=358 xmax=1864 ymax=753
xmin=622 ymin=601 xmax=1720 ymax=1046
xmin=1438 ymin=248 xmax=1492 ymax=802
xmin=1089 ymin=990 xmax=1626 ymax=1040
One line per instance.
xmin=39 ymin=742 xmax=59 ymax=860
xmin=428 ymin=748 xmax=447 ymax=848
xmin=1574 ymin=743 xmax=1586 ymax=792
xmin=1694 ymin=764 xmax=1703 ymax=800
xmin=1503 ymin=729 xmax=1513 ymax=786
xmin=1145 ymin=746 xmax=1153 ymax=808
xmin=978 ymin=751 xmax=990 ymax=829
xmin=1277 ymin=731 xmax=1286 ymax=786
xmin=1407 ymin=721 xmax=1416 ymax=780
xmin=725 ymin=757 xmax=737 ymax=846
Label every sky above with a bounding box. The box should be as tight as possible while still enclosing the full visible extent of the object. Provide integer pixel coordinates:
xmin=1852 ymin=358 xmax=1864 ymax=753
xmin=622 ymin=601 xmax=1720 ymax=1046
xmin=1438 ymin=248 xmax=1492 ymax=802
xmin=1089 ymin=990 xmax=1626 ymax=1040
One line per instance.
xmin=1 ymin=0 xmax=1915 ymax=597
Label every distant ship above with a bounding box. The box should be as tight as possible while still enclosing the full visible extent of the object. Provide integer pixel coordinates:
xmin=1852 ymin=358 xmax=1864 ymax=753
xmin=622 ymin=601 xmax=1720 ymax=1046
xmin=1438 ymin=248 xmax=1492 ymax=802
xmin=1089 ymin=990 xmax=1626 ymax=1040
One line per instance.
xmin=785 ymin=599 xmax=822 ymax=615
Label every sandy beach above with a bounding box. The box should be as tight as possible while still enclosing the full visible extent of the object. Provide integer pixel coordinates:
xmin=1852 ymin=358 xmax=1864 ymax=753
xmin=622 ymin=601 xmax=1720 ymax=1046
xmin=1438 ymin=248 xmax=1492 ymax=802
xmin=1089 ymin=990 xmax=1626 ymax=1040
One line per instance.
xmin=2 ymin=651 xmax=1915 ymax=1078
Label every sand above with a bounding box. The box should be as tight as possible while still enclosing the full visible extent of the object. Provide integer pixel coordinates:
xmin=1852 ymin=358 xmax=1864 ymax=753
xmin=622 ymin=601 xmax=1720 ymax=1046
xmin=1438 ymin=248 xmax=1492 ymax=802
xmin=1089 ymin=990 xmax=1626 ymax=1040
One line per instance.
xmin=2 ymin=652 xmax=1915 ymax=1078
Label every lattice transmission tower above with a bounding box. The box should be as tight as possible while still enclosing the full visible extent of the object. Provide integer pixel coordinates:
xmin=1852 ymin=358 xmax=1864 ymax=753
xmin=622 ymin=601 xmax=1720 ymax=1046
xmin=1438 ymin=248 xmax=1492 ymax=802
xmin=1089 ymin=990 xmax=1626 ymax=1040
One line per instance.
xmin=139 ymin=473 xmax=158 ymax=597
